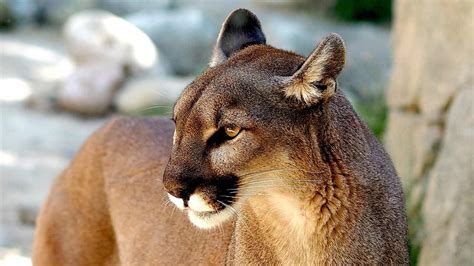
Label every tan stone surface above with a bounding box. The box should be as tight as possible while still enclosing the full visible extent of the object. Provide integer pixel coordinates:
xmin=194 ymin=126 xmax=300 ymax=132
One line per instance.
xmin=387 ymin=0 xmax=474 ymax=118
xmin=419 ymin=88 xmax=474 ymax=266
xmin=387 ymin=2 xmax=474 ymax=263
xmin=384 ymin=111 xmax=441 ymax=184
xmin=386 ymin=0 xmax=424 ymax=109
xmin=384 ymin=110 xmax=421 ymax=184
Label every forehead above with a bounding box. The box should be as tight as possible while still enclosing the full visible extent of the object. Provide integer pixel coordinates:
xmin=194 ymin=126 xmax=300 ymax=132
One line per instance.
xmin=173 ymin=45 xmax=304 ymax=122
xmin=174 ymin=81 xmax=237 ymax=130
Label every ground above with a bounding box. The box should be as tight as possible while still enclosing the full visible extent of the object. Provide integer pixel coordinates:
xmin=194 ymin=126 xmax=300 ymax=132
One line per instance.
xmin=0 ymin=28 xmax=107 ymax=264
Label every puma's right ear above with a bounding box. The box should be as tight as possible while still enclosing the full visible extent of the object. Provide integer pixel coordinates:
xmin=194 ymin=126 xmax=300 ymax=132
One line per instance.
xmin=280 ymin=33 xmax=345 ymax=107
xmin=210 ymin=9 xmax=266 ymax=67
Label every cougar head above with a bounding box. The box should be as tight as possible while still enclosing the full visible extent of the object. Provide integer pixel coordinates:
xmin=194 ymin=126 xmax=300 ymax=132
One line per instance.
xmin=163 ymin=9 xmax=345 ymax=229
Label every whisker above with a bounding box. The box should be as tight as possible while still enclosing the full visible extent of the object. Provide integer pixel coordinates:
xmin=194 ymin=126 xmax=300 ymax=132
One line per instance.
xmin=140 ymin=105 xmax=172 ymax=111
xmin=239 ymin=167 xmax=326 ymax=179
xmin=216 ymin=199 xmax=252 ymax=234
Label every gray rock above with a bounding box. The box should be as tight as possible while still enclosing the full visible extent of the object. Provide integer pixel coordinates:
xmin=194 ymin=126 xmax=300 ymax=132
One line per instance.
xmin=419 ymin=88 xmax=474 ymax=266
xmin=114 ymin=75 xmax=193 ymax=114
xmin=64 ymin=10 xmax=157 ymax=74
xmin=0 ymin=28 xmax=73 ymax=111
xmin=57 ymin=62 xmax=123 ymax=115
xmin=127 ymin=8 xmax=216 ymax=75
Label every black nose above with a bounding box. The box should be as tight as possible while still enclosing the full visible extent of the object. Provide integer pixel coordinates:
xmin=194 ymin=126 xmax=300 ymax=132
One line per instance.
xmin=166 ymin=182 xmax=195 ymax=201
xmin=163 ymin=166 xmax=198 ymax=201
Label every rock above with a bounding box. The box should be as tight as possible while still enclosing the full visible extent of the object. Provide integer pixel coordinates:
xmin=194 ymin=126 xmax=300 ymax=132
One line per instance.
xmin=411 ymin=122 xmax=442 ymax=180
xmin=416 ymin=1 xmax=473 ymax=118
xmin=114 ymin=75 xmax=193 ymax=114
xmin=60 ymin=10 xmax=159 ymax=115
xmin=387 ymin=0 xmax=473 ymax=117
xmin=64 ymin=10 xmax=157 ymax=74
xmin=0 ymin=28 xmax=73 ymax=111
xmin=384 ymin=111 xmax=441 ymax=184
xmin=127 ymin=8 xmax=215 ymax=75
xmin=58 ymin=62 xmax=123 ymax=115
xmin=386 ymin=1 xmax=474 ymax=264
xmin=384 ymin=111 xmax=420 ymax=184
xmin=419 ymin=88 xmax=474 ymax=265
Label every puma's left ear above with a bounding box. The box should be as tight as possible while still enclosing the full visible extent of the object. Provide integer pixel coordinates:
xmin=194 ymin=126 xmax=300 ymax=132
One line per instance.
xmin=282 ymin=33 xmax=345 ymax=107
xmin=210 ymin=9 xmax=266 ymax=67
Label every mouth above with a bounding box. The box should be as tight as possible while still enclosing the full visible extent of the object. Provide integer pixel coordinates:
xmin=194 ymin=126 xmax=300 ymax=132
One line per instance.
xmin=166 ymin=176 xmax=240 ymax=229
xmin=167 ymin=192 xmax=237 ymax=229
xmin=187 ymin=206 xmax=236 ymax=229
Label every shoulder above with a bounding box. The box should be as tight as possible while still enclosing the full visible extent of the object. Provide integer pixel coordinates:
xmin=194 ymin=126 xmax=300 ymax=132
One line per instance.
xmin=94 ymin=116 xmax=175 ymax=169
xmin=99 ymin=116 xmax=174 ymax=147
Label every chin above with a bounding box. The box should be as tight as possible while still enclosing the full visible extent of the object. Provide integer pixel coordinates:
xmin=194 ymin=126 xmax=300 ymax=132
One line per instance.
xmin=187 ymin=206 xmax=236 ymax=229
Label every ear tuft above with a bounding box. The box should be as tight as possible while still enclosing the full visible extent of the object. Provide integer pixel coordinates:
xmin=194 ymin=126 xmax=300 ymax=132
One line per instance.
xmin=283 ymin=33 xmax=345 ymax=107
xmin=210 ymin=9 xmax=266 ymax=67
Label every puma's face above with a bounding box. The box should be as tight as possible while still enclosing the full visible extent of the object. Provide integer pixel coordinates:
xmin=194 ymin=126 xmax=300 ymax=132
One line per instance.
xmin=163 ymin=9 xmax=345 ymax=229
xmin=164 ymin=60 xmax=296 ymax=229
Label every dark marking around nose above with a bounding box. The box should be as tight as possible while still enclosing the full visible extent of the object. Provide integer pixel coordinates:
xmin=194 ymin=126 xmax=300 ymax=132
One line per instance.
xmin=166 ymin=183 xmax=196 ymax=202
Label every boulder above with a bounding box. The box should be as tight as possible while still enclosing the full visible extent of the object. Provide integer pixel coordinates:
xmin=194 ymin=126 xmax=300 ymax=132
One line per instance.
xmin=386 ymin=0 xmax=474 ymax=264
xmin=387 ymin=0 xmax=473 ymax=118
xmin=127 ymin=8 xmax=215 ymax=75
xmin=384 ymin=111 xmax=421 ymax=184
xmin=114 ymin=75 xmax=192 ymax=114
xmin=384 ymin=111 xmax=441 ymax=184
xmin=64 ymin=9 xmax=157 ymax=74
xmin=419 ymin=88 xmax=474 ymax=265
xmin=58 ymin=62 xmax=123 ymax=115
xmin=0 ymin=28 xmax=74 ymax=111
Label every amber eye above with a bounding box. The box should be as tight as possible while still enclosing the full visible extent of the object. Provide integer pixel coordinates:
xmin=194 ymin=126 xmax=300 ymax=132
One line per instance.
xmin=224 ymin=125 xmax=241 ymax=138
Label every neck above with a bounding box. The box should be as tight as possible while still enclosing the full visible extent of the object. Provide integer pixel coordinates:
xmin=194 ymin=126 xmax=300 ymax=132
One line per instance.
xmin=251 ymin=160 xmax=356 ymax=261
xmin=233 ymin=98 xmax=363 ymax=264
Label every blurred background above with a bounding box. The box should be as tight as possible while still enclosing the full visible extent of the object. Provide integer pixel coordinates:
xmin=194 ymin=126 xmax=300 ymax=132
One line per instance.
xmin=0 ymin=0 xmax=472 ymax=265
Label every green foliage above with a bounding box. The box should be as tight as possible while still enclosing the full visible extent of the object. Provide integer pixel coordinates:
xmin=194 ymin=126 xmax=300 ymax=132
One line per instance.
xmin=353 ymin=95 xmax=387 ymax=140
xmin=404 ymin=178 xmax=429 ymax=266
xmin=0 ymin=2 xmax=16 ymax=30
xmin=333 ymin=0 xmax=392 ymax=23
xmin=408 ymin=203 xmax=423 ymax=265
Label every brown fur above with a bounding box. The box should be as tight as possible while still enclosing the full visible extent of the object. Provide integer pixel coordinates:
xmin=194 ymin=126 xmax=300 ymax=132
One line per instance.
xmin=33 ymin=117 xmax=233 ymax=265
xmin=33 ymin=9 xmax=408 ymax=265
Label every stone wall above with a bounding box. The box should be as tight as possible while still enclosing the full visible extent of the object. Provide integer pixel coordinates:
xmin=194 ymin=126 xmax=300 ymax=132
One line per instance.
xmin=385 ymin=0 xmax=473 ymax=265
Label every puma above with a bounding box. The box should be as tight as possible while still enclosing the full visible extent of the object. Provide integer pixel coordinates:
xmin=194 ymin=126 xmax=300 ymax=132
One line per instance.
xmin=33 ymin=9 xmax=409 ymax=265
